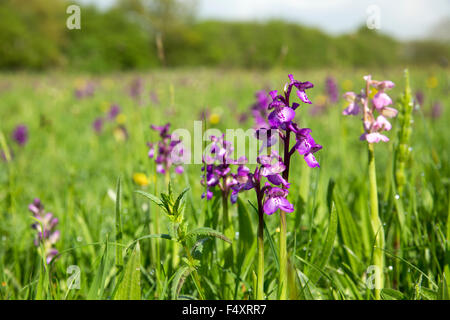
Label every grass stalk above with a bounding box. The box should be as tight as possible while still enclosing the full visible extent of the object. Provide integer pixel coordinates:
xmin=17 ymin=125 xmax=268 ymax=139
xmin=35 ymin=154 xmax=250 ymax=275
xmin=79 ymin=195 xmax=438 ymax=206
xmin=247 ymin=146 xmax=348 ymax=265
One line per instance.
xmin=368 ymin=143 xmax=385 ymax=299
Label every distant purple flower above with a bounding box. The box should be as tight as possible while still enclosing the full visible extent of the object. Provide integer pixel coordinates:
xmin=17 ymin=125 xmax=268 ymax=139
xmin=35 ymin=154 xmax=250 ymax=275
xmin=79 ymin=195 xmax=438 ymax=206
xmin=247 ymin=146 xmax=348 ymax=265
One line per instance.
xmin=129 ymin=77 xmax=143 ymax=101
xmin=29 ymin=198 xmax=60 ymax=264
xmin=147 ymin=123 xmax=185 ymax=175
xmin=12 ymin=125 xmax=28 ymax=146
xmin=107 ymin=104 xmax=121 ymax=120
xmin=415 ymin=91 xmax=424 ymax=106
xmin=92 ymin=117 xmax=104 ymax=133
xmin=325 ymin=76 xmax=339 ymax=103
xmin=431 ymin=101 xmax=442 ymax=119
xmin=150 ymin=91 xmax=160 ymax=105
xmin=74 ymin=82 xmax=95 ymax=99
xmin=251 ymin=90 xmax=270 ymax=129
xmin=238 ymin=112 xmax=249 ymax=124
xmin=342 ymin=92 xmax=362 ymax=116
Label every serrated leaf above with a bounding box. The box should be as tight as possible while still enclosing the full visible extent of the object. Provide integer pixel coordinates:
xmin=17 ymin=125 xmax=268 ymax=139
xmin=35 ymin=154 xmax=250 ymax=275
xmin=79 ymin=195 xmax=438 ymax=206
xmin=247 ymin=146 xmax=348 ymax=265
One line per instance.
xmin=135 ymin=190 xmax=163 ymax=207
xmin=171 ymin=266 xmax=193 ymax=299
xmin=185 ymin=227 xmax=231 ymax=243
xmin=174 ymin=187 xmax=190 ymax=214
xmin=191 ymin=237 xmax=210 ymax=259
xmin=114 ymin=243 xmax=141 ymax=300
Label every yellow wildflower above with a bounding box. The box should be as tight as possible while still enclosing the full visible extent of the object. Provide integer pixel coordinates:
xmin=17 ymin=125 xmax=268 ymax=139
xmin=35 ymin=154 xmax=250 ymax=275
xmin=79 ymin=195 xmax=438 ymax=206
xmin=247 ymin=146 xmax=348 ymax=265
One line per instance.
xmin=369 ymin=88 xmax=378 ymax=99
xmin=426 ymin=76 xmax=438 ymax=89
xmin=133 ymin=173 xmax=149 ymax=187
xmin=209 ymin=113 xmax=220 ymax=125
xmin=116 ymin=114 xmax=126 ymax=124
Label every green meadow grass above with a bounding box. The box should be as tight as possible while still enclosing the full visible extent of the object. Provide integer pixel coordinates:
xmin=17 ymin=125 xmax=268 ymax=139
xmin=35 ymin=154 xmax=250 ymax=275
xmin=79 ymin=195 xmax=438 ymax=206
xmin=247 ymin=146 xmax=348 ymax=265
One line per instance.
xmin=0 ymin=67 xmax=448 ymax=300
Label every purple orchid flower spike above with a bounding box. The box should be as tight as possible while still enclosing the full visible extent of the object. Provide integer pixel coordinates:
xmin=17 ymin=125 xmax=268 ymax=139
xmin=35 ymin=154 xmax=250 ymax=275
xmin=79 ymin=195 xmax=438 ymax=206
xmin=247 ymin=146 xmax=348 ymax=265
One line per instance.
xmin=251 ymin=90 xmax=271 ymax=129
xmin=92 ymin=117 xmax=104 ymax=133
xmin=201 ymin=134 xmax=250 ymax=203
xmin=107 ymin=104 xmax=121 ymax=120
xmin=147 ymin=123 xmax=185 ymax=175
xmin=343 ymin=75 xmax=397 ymax=143
xmin=232 ymin=74 xmax=321 ymax=300
xmin=12 ymin=125 xmax=28 ymax=146
xmin=129 ymin=77 xmax=143 ymax=100
xmin=150 ymin=91 xmax=160 ymax=105
xmin=74 ymin=81 xmax=95 ymax=99
xmin=232 ymin=74 xmax=322 ymax=206
xmin=342 ymin=92 xmax=362 ymax=116
xmin=414 ymin=90 xmax=424 ymax=106
xmin=326 ymin=76 xmax=339 ymax=104
xmin=29 ymin=198 xmax=60 ymax=264
xmin=430 ymin=101 xmax=442 ymax=119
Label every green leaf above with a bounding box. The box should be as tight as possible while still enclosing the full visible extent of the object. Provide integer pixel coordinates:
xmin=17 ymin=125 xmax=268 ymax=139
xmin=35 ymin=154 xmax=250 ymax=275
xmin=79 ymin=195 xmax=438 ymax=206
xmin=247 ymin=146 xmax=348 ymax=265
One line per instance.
xmin=126 ymin=234 xmax=173 ymax=251
xmin=296 ymin=269 xmax=322 ymax=300
xmin=135 ymin=190 xmax=163 ymax=207
xmin=184 ymin=227 xmax=231 ymax=243
xmin=171 ymin=266 xmax=193 ymax=299
xmin=381 ymin=288 xmax=405 ymax=300
xmin=419 ymin=287 xmax=438 ymax=300
xmin=307 ymin=202 xmax=338 ymax=283
xmin=87 ymin=239 xmax=110 ymax=300
xmin=114 ymin=243 xmax=141 ymax=300
xmin=237 ymin=198 xmax=254 ymax=250
xmin=239 ymin=240 xmax=257 ymax=280
xmin=174 ymin=187 xmax=190 ymax=214
xmin=333 ymin=190 xmax=362 ymax=272
xmin=115 ymin=177 xmax=123 ymax=269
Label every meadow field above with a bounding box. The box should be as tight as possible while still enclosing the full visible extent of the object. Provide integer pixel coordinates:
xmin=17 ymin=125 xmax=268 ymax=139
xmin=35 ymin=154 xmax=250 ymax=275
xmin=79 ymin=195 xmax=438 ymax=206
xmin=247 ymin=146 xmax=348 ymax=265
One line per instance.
xmin=0 ymin=67 xmax=448 ymax=300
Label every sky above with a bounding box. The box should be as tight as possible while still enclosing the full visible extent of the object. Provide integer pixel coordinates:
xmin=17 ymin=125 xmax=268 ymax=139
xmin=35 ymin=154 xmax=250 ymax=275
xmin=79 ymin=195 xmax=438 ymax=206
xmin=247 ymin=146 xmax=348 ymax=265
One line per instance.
xmin=79 ymin=0 xmax=450 ymax=40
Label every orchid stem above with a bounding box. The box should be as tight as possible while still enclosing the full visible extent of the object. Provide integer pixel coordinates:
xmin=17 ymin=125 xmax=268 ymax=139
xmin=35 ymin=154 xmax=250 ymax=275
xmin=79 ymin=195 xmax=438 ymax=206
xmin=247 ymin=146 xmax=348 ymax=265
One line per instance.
xmin=368 ymin=143 xmax=385 ymax=299
xmin=279 ymin=129 xmax=291 ymax=300
xmin=256 ymin=188 xmax=265 ymax=300
xmin=279 ymin=211 xmax=288 ymax=299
